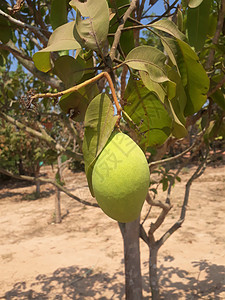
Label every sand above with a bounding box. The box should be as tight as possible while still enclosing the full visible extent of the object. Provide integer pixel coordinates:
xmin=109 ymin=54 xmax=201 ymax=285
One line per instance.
xmin=0 ymin=164 xmax=225 ymax=299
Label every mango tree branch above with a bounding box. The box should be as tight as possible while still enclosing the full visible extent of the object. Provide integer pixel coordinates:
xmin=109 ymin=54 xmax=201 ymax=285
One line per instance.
xmin=5 ymin=40 xmax=63 ymax=90
xmin=31 ymin=72 xmax=122 ymax=117
xmin=0 ymin=43 xmax=33 ymax=61
xmin=0 ymin=168 xmax=98 ymax=208
xmin=0 ymin=112 xmax=82 ymax=161
xmin=109 ymin=0 xmax=138 ymax=62
xmin=149 ymin=141 xmax=197 ymax=169
xmin=207 ymin=74 xmax=225 ymax=97
xmin=156 ymin=152 xmax=208 ymax=249
xmin=0 ymin=8 xmax=48 ymax=46
xmin=205 ymin=0 xmax=225 ymax=69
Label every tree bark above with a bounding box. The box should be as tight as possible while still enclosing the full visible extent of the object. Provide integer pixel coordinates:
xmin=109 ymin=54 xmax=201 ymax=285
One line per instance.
xmin=119 ymin=217 xmax=143 ymax=300
xmin=149 ymin=245 xmax=160 ymax=300
xmin=55 ymin=187 xmax=61 ymax=223
xmin=35 ymin=179 xmax=41 ymax=198
xmin=55 ymin=154 xmax=62 ymax=223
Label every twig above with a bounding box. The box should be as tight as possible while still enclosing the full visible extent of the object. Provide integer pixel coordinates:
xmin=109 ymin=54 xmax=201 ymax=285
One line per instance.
xmin=30 ymin=71 xmax=122 ymax=117
xmin=147 ymin=192 xmax=172 ymax=237
xmin=5 ymin=40 xmax=63 ymax=89
xmin=0 ymin=43 xmax=33 ymax=61
xmin=149 ymin=141 xmax=197 ymax=168
xmin=156 ymin=150 xmax=208 ymax=249
xmin=0 ymin=8 xmax=48 ymax=45
xmin=109 ymin=0 xmax=138 ymax=62
xmin=148 ymin=0 xmax=179 ymax=24
xmin=207 ymin=75 xmax=225 ymax=97
xmin=0 ymin=168 xmax=98 ymax=208
xmin=0 ymin=112 xmax=83 ymax=161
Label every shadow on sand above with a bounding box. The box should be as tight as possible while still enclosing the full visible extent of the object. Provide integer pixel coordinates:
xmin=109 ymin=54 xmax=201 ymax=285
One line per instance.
xmin=159 ymin=259 xmax=225 ymax=299
xmin=2 ymin=265 xmax=125 ymax=300
xmin=2 ymin=259 xmax=225 ymax=299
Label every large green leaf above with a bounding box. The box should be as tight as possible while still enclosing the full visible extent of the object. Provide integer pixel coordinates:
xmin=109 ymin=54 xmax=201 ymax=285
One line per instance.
xmin=33 ymin=21 xmax=81 ymax=72
xmin=124 ymin=78 xmax=172 ymax=149
xmin=140 ymin=69 xmax=187 ymax=139
xmin=53 ymin=55 xmax=85 ymax=88
xmin=187 ymin=0 xmax=211 ymax=51
xmin=125 ymin=46 xmax=168 ymax=83
xmin=150 ymin=19 xmax=186 ymax=41
xmin=165 ymin=38 xmax=209 ymax=116
xmin=50 ymin=0 xmax=68 ymax=30
xmin=70 ymin=0 xmax=109 ymax=52
xmin=82 ymin=93 xmax=118 ymax=195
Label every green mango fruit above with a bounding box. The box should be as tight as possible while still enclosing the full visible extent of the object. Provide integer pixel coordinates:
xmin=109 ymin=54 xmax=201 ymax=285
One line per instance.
xmin=92 ymin=132 xmax=150 ymax=223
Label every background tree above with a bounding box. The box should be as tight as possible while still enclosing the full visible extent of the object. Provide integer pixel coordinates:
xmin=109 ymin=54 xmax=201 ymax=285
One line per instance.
xmin=0 ymin=0 xmax=224 ymax=299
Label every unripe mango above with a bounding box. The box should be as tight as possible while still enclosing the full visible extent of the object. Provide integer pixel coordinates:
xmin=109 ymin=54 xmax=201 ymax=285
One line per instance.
xmin=92 ymin=132 xmax=150 ymax=223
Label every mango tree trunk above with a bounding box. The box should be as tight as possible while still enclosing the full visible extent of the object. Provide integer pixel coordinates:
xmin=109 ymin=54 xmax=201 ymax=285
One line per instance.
xmin=149 ymin=245 xmax=160 ymax=300
xmin=119 ymin=217 xmax=143 ymax=300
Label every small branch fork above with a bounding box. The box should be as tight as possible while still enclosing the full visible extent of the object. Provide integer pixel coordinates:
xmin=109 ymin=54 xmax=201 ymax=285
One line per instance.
xmin=30 ymin=72 xmax=122 ymax=120
xmin=140 ymin=149 xmax=209 ymax=250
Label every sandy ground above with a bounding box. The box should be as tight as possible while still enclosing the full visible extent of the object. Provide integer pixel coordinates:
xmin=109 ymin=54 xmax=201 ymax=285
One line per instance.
xmin=0 ymin=164 xmax=225 ymax=299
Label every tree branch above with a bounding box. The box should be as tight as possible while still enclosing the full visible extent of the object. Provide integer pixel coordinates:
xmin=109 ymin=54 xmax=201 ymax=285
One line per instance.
xmin=149 ymin=141 xmax=197 ymax=169
xmin=31 ymin=71 xmax=122 ymax=117
xmin=0 ymin=8 xmax=49 ymax=46
xmin=146 ymin=192 xmax=172 ymax=238
xmin=0 ymin=43 xmax=33 ymax=60
xmin=0 ymin=112 xmax=83 ymax=161
xmin=156 ymin=152 xmax=208 ymax=249
xmin=109 ymin=0 xmax=138 ymax=62
xmin=0 ymin=168 xmax=98 ymax=208
xmin=5 ymin=40 xmax=63 ymax=90
xmin=207 ymin=74 xmax=225 ymax=98
xmin=205 ymin=0 xmax=225 ymax=69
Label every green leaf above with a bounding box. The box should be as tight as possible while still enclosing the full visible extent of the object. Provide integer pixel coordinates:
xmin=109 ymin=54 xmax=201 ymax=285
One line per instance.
xmin=166 ymin=66 xmax=188 ymax=138
xmin=187 ymin=0 xmax=211 ymax=51
xmin=207 ymin=13 xmax=217 ymax=38
xmin=70 ymin=0 xmax=109 ymax=51
xmin=50 ymin=0 xmax=68 ymax=30
xmin=211 ymin=89 xmax=225 ymax=111
xmin=140 ymin=71 xmax=166 ymax=103
xmin=53 ymin=55 xmax=85 ymax=88
xmin=166 ymin=98 xmax=188 ymax=138
xmin=165 ymin=38 xmax=209 ymax=116
xmin=59 ymin=91 xmax=89 ymax=122
xmin=150 ymin=19 xmax=186 ymax=41
xmin=33 ymin=21 xmax=81 ymax=72
xmin=125 ymin=46 xmax=168 ymax=83
xmin=188 ymin=0 xmax=204 ymax=8
xmin=0 ymin=16 xmax=12 ymax=43
xmin=82 ymin=93 xmax=118 ymax=195
xmin=59 ymin=79 xmax=99 ymax=121
xmin=162 ymin=177 xmax=168 ymax=191
xmin=177 ymin=8 xmax=183 ymax=32
xmin=124 ymin=78 xmax=172 ymax=149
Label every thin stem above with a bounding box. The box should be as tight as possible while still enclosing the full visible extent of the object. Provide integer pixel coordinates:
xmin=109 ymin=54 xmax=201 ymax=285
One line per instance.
xmin=31 ymin=72 xmax=122 ymax=117
xmin=156 ymin=151 xmax=208 ymax=249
